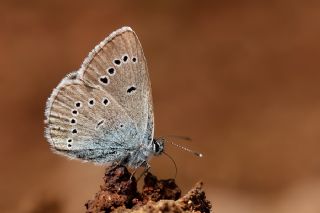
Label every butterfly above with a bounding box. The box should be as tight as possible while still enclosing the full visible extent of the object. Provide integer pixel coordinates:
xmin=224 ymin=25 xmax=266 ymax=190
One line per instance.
xmin=44 ymin=26 xmax=164 ymax=169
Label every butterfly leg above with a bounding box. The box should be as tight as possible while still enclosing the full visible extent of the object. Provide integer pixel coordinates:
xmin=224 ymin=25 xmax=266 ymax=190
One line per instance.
xmin=129 ymin=169 xmax=137 ymax=181
xmin=135 ymin=162 xmax=151 ymax=182
xmin=108 ymin=161 xmax=121 ymax=171
xmin=107 ymin=156 xmax=129 ymax=172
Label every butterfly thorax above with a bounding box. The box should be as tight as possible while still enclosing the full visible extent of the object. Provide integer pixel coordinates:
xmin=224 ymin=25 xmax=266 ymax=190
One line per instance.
xmin=122 ymin=138 xmax=164 ymax=168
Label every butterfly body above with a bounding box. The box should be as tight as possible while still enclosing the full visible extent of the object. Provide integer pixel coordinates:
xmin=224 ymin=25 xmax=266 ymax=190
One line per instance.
xmin=44 ymin=26 xmax=163 ymax=168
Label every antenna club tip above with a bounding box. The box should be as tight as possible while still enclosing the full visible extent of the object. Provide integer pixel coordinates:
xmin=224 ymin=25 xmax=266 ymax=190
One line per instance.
xmin=195 ymin=153 xmax=203 ymax=158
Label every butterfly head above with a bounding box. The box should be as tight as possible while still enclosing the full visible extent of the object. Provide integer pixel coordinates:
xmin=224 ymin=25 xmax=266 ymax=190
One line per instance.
xmin=152 ymin=138 xmax=164 ymax=156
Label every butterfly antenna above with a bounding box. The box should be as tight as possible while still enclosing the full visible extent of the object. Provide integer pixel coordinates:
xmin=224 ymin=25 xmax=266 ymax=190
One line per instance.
xmin=168 ymin=140 xmax=203 ymax=158
xmin=163 ymin=151 xmax=178 ymax=179
xmin=162 ymin=135 xmax=192 ymax=141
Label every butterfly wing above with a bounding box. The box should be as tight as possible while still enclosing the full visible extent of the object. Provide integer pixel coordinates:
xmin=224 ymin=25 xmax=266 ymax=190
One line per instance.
xmin=78 ymin=27 xmax=154 ymax=142
xmin=44 ymin=27 xmax=154 ymax=165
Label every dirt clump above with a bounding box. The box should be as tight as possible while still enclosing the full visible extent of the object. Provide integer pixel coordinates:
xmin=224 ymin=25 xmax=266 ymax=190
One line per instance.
xmin=85 ymin=165 xmax=212 ymax=213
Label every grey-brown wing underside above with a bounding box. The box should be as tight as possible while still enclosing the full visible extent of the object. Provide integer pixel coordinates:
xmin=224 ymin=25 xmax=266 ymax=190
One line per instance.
xmin=44 ymin=27 xmax=154 ymax=164
xmin=78 ymin=27 xmax=154 ymax=145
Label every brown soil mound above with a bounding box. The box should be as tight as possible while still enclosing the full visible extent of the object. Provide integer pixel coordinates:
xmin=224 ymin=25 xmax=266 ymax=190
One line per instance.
xmin=85 ymin=165 xmax=211 ymax=213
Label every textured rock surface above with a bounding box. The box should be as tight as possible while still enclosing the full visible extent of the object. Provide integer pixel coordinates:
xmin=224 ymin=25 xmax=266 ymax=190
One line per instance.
xmin=85 ymin=165 xmax=212 ymax=212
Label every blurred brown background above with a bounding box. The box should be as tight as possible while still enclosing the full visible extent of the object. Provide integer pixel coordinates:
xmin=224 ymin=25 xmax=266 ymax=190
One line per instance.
xmin=1 ymin=0 xmax=320 ymax=212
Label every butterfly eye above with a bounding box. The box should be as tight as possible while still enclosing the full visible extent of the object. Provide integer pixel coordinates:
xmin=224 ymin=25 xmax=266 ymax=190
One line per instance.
xmin=154 ymin=142 xmax=160 ymax=153
xmin=132 ymin=57 xmax=137 ymax=63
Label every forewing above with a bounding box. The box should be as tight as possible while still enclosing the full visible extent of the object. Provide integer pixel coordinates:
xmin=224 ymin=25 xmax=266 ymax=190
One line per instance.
xmin=78 ymin=27 xmax=154 ymax=143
